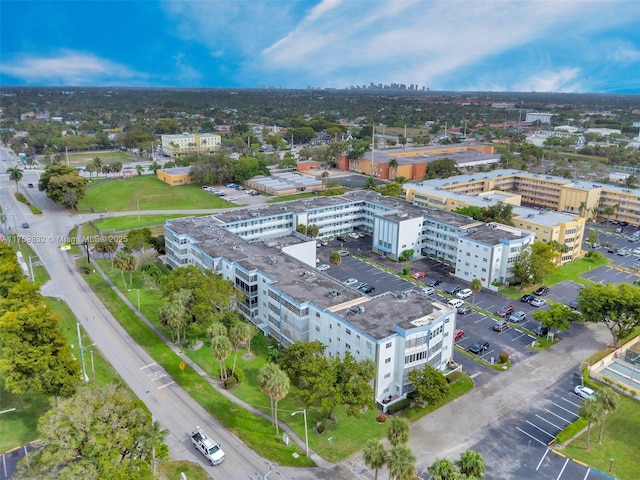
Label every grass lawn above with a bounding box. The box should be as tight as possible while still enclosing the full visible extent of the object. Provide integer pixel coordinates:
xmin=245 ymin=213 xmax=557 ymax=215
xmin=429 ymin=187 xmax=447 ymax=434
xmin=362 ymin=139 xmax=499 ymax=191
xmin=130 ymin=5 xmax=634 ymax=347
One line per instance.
xmin=158 ymin=461 xmax=210 ymax=480
xmin=11 ymin=240 xmax=50 ymax=285
xmin=500 ymin=256 xmax=609 ymax=300
xmin=94 ymin=214 xmax=193 ymax=232
xmin=77 ymin=176 xmax=233 ymax=212
xmin=55 ymin=150 xmax=138 ymax=166
xmin=562 ymin=394 xmax=640 ymax=480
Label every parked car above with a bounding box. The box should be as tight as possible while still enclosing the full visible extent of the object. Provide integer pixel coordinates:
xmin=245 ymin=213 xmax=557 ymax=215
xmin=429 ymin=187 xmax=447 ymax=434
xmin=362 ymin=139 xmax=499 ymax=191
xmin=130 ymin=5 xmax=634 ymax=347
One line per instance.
xmin=468 ymin=340 xmax=489 ymax=354
xmin=427 ymin=279 xmax=442 ymax=287
xmin=359 ymin=284 xmax=375 ymax=294
xmin=574 ymin=385 xmax=596 ymax=400
xmin=520 ymin=294 xmax=535 ymax=303
xmin=422 ymin=287 xmax=435 ymax=295
xmin=348 ymin=232 xmax=360 ymax=239
xmin=509 ymin=311 xmax=526 ymax=323
xmin=447 ymin=298 xmax=464 ymax=308
xmin=457 ymin=305 xmax=472 ymax=315
xmin=607 ymin=246 xmax=618 ymax=253
xmin=411 ymin=271 xmax=427 ymax=280
xmin=338 ymin=250 xmax=350 ymax=257
xmin=533 ymin=324 xmax=549 ymax=336
xmin=454 ymin=329 xmax=465 ymax=341
xmin=445 ymin=285 xmax=461 ymax=295
xmin=497 ymin=305 xmax=515 ymax=317
xmin=617 ymin=248 xmax=629 ymax=256
xmin=566 ymin=300 xmax=579 ymax=310
xmin=343 ymin=278 xmax=358 ymax=287
xmin=530 ymin=298 xmax=547 ymax=307
xmin=493 ymin=320 xmax=509 ymax=332
xmin=317 ymin=264 xmax=330 ymax=272
xmin=336 ymin=236 xmax=348 ymax=243
xmin=358 ymin=232 xmax=366 ymax=238
xmin=456 ymin=288 xmax=473 ymax=299
xmin=534 ymin=286 xmax=549 ymax=296
xmin=21 ymin=222 xmax=29 ymax=228
xmin=27 ymin=183 xmax=34 ymax=188
xmin=248 ymin=190 xmax=260 ymax=196
xmin=620 ymin=221 xmax=630 ymax=227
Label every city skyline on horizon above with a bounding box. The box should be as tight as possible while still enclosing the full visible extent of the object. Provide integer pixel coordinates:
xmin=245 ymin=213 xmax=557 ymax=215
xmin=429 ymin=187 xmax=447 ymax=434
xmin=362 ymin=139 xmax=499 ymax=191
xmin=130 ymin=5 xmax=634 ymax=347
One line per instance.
xmin=1 ymin=1 xmax=640 ymax=94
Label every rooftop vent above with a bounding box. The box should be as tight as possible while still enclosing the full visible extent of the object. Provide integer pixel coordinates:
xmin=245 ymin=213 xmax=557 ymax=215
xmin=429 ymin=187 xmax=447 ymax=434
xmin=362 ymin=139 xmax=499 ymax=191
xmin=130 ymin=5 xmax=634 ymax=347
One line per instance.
xmin=267 ymin=256 xmax=278 ymax=265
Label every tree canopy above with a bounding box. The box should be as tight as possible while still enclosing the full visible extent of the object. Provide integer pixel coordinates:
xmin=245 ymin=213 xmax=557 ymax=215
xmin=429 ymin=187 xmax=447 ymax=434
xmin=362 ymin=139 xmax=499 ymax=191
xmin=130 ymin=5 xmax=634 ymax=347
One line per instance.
xmin=512 ymin=242 xmax=557 ymax=287
xmin=407 ymin=364 xmax=449 ymax=406
xmin=38 ymin=164 xmax=87 ymax=209
xmin=578 ymin=283 xmax=640 ymax=347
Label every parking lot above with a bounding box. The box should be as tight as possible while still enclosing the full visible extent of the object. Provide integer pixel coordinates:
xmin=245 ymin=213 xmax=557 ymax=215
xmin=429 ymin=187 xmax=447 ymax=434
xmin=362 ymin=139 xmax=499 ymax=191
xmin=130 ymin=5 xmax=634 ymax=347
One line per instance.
xmin=470 ymin=371 xmax=615 ymax=480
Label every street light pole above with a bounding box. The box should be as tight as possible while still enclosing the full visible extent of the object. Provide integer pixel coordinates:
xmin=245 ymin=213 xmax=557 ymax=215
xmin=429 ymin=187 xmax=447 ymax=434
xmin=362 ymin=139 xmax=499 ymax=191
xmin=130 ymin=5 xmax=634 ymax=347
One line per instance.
xmin=77 ymin=322 xmax=95 ymax=382
xmin=291 ymin=409 xmax=309 ymax=457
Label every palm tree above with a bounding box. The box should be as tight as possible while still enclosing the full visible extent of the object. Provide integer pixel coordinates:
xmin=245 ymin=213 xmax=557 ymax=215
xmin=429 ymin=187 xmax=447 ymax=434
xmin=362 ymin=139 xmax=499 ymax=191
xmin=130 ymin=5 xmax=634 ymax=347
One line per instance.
xmin=211 ymin=335 xmax=232 ymax=380
xmin=428 ymin=458 xmax=459 ymax=480
xmin=257 ymin=363 xmax=290 ymax=434
xmin=386 ymin=417 xmax=410 ymax=447
xmin=229 ymin=322 xmax=251 ymax=377
xmin=114 ymin=250 xmax=136 ymax=290
xmin=579 ymin=397 xmax=604 ymax=449
xmin=321 ymin=170 xmax=329 ymax=187
xmin=363 ymin=439 xmax=387 ymax=480
xmin=329 ymin=250 xmax=342 ymax=267
xmin=135 ymin=164 xmax=144 ymax=176
xmin=578 ymin=201 xmax=588 ymax=218
xmin=596 ymin=388 xmax=619 ymax=444
xmin=363 ymin=175 xmax=378 ymax=190
xmin=91 ymin=156 xmax=103 ymax=177
xmin=387 ymin=445 xmax=416 ymax=480
xmin=469 ymin=278 xmax=482 ymax=306
xmin=7 ymin=166 xmax=23 ymax=191
xmin=388 ymin=158 xmax=398 ymax=181
xmin=85 ymin=163 xmax=96 ymax=179
xmin=457 ymin=449 xmax=486 ymax=478
xmin=140 ymin=420 xmax=167 ymax=479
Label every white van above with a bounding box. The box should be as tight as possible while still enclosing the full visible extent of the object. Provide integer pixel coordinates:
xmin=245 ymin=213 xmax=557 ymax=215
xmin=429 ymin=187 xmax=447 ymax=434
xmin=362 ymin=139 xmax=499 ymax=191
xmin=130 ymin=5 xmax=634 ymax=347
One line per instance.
xmin=448 ymin=299 xmax=464 ymax=308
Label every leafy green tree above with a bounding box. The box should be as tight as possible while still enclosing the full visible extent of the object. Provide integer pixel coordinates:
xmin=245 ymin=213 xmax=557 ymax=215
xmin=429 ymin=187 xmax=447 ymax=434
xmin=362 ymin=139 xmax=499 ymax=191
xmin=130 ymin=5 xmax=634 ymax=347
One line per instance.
xmin=532 ymin=303 xmax=579 ymax=337
xmin=363 ymin=176 xmax=378 ymax=190
xmin=158 ymin=290 xmax=191 ymax=344
xmin=329 ymin=250 xmax=342 ymax=266
xmin=512 ymin=242 xmax=556 ymax=287
xmin=135 ymin=164 xmax=144 ymax=176
xmin=19 ymin=383 xmax=166 ymax=479
xmin=278 ymin=340 xmax=326 ymax=385
xmin=579 ymin=397 xmax=604 ymax=450
xmin=578 ymin=283 xmax=640 ymax=348
xmin=387 ymin=417 xmax=410 ymax=447
xmin=0 ymin=305 xmax=80 ymax=405
xmin=362 ymin=439 xmax=387 ymax=480
xmin=425 ymin=158 xmax=459 ymax=179
xmin=257 ymin=363 xmax=290 ymax=434
xmin=428 ymin=458 xmax=459 ymax=480
xmin=296 ymin=224 xmax=308 ymax=235
xmin=408 ymin=364 xmax=449 ymax=406
xmin=596 ymin=387 xmax=619 ymax=444
xmin=457 ymin=449 xmax=486 ymax=478
xmin=38 ymin=164 xmax=87 ymax=208
xmin=388 ymin=445 xmax=417 ymax=480
xmin=307 ymin=224 xmax=320 ymax=238
xmin=470 ymin=278 xmax=482 ymax=305
xmin=125 ymin=228 xmax=153 ymax=252
xmin=379 ymin=181 xmax=404 ymax=197
xmin=7 ymin=166 xmax=23 ymax=191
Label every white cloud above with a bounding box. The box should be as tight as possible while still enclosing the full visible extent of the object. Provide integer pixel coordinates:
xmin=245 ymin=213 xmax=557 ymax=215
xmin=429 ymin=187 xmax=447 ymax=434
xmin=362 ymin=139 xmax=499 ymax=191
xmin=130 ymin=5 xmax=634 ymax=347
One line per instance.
xmin=172 ymin=53 xmax=202 ymax=84
xmin=0 ymin=51 xmax=142 ymax=85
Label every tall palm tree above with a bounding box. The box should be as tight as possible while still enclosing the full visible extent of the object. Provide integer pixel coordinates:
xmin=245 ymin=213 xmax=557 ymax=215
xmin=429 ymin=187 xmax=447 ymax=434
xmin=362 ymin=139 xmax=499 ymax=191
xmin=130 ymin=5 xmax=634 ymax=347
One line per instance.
xmin=578 ymin=201 xmax=588 ymax=218
xmin=114 ymin=250 xmax=136 ymax=290
xmin=140 ymin=420 xmax=167 ymax=478
xmin=457 ymin=449 xmax=486 ymax=478
xmin=229 ymin=322 xmax=251 ymax=377
xmin=387 ymin=445 xmax=416 ymax=480
xmin=579 ymin=397 xmax=604 ymax=450
xmin=211 ymin=335 xmax=232 ymax=380
xmin=7 ymin=166 xmax=23 ymax=191
xmin=469 ymin=278 xmax=482 ymax=306
xmin=363 ymin=439 xmax=387 ymax=480
xmin=428 ymin=458 xmax=459 ymax=480
xmin=388 ymin=158 xmax=398 ymax=181
xmin=257 ymin=363 xmax=290 ymax=434
xmin=596 ymin=388 xmax=619 ymax=443
xmin=91 ymin=156 xmax=103 ymax=177
xmin=386 ymin=417 xmax=410 ymax=447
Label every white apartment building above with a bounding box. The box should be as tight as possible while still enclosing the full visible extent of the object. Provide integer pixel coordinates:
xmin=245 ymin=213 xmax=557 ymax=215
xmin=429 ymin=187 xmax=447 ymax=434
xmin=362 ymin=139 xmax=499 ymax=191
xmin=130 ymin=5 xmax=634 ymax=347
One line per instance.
xmin=161 ymin=133 xmax=222 ymax=157
xmin=164 ymin=215 xmax=456 ymax=409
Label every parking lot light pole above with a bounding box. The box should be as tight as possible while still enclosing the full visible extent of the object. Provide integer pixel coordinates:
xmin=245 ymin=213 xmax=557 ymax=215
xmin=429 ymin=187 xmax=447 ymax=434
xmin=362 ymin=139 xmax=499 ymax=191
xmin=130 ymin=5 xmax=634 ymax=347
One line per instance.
xmin=291 ymin=409 xmax=309 ymax=457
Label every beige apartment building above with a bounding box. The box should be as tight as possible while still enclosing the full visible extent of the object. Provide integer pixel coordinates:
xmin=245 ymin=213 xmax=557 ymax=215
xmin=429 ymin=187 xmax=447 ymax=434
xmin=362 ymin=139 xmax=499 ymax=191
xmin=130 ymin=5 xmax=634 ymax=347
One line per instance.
xmin=404 ymin=169 xmax=608 ymax=264
xmin=161 ymin=133 xmax=222 ymax=157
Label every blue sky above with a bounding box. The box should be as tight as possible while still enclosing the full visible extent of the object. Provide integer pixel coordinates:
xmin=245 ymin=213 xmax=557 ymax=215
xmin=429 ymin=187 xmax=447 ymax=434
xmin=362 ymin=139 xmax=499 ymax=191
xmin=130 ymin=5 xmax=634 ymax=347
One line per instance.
xmin=2 ymin=0 xmax=640 ymax=93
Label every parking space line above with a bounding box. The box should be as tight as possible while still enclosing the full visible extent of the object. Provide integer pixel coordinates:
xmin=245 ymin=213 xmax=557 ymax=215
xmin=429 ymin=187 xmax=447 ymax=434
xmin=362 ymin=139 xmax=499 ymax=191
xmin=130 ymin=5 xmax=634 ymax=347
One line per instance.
xmin=526 ymin=420 xmax=556 ymax=440
xmin=545 ymin=408 xmax=574 ymax=424
xmin=535 ymin=413 xmax=564 ymax=431
xmin=536 ymin=448 xmax=550 ymax=470
xmin=553 ymin=401 xmax=580 ymax=417
xmin=517 ymin=427 xmax=547 ymax=446
xmin=582 ymin=467 xmax=591 ymax=480
xmin=556 ymin=457 xmax=570 ymax=480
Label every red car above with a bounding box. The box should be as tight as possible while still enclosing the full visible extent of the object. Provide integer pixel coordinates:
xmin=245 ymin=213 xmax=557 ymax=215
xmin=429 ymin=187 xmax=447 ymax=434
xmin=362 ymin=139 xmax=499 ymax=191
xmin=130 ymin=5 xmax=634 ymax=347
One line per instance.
xmin=454 ymin=329 xmax=465 ymax=341
xmin=411 ymin=271 xmax=427 ymax=280
xmin=497 ymin=305 xmax=515 ymax=318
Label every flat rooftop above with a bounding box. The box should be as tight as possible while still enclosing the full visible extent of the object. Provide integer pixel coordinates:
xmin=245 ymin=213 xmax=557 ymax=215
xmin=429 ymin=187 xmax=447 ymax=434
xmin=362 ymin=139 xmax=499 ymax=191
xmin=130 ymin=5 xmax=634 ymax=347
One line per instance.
xmin=334 ymin=290 xmax=453 ymax=340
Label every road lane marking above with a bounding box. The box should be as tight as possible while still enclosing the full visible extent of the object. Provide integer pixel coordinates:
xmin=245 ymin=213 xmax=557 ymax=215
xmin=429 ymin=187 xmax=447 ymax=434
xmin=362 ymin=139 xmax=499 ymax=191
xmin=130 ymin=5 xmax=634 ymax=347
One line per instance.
xmin=158 ymin=381 xmax=175 ymax=389
xmin=517 ymin=425 xmax=549 ymax=445
xmin=536 ymin=448 xmax=550 ymax=470
xmin=140 ymin=362 xmax=157 ymax=370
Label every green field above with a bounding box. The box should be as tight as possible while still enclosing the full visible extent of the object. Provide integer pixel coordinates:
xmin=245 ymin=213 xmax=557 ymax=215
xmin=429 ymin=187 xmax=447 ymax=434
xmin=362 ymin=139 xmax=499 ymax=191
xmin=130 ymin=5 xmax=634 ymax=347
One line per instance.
xmin=78 ymin=176 xmax=233 ymax=212
xmin=94 ymin=214 xmax=194 ymax=232
xmin=47 ymin=150 xmax=139 ymax=167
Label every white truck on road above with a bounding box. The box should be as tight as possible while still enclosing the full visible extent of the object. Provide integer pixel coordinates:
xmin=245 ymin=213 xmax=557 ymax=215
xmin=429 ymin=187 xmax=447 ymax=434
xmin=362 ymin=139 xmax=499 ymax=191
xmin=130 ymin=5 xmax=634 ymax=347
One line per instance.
xmin=191 ymin=426 xmax=225 ymax=466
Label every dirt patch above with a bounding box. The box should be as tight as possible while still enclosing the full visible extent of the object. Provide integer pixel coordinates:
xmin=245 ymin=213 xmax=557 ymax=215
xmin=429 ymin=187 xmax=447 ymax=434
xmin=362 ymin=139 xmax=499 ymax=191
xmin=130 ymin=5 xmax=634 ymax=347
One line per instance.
xmin=242 ymin=352 xmax=256 ymax=360
xmin=189 ymin=340 xmax=204 ymax=351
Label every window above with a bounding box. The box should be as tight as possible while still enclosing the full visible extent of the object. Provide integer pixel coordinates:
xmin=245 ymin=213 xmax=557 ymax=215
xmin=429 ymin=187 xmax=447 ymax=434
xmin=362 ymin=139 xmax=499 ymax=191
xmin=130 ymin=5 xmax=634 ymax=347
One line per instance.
xmin=385 ymin=358 xmax=391 ymax=364
xmin=386 ymin=342 xmax=392 ymax=349
xmin=384 ymin=372 xmax=391 ymax=379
